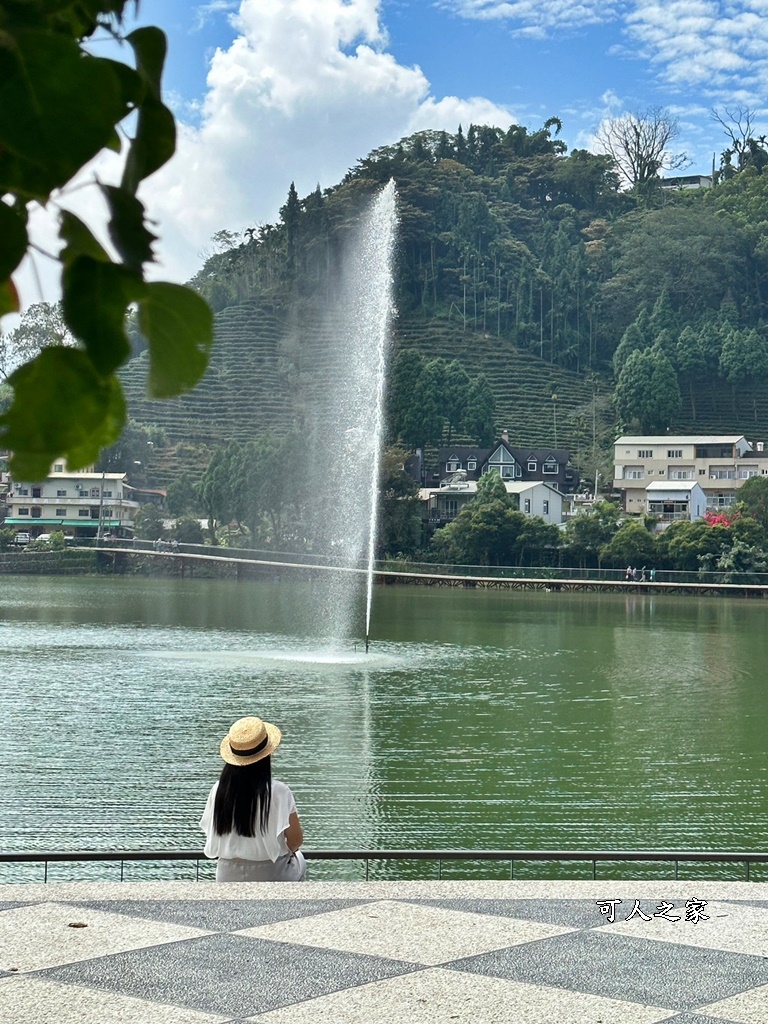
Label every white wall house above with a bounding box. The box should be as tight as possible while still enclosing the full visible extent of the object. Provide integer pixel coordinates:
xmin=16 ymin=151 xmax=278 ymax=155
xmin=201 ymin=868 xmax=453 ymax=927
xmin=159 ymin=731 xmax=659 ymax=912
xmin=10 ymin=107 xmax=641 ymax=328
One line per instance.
xmin=645 ymin=481 xmax=707 ymax=522
xmin=5 ymin=465 xmax=140 ymax=539
xmin=420 ymin=478 xmax=564 ymax=526
xmin=613 ymin=434 xmax=766 ymax=517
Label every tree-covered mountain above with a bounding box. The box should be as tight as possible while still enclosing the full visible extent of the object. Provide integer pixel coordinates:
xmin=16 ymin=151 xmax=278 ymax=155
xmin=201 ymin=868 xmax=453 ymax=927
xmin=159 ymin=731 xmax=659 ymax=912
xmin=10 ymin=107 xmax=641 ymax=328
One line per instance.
xmin=110 ymin=118 xmax=768 ymax=487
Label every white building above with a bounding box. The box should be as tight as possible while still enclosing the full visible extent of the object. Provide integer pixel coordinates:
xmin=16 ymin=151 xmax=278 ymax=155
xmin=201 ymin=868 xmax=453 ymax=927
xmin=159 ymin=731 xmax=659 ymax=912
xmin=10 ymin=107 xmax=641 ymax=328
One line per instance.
xmin=613 ymin=434 xmax=767 ymax=516
xmin=421 ymin=478 xmax=564 ymax=526
xmin=5 ymin=464 xmax=140 ymax=540
xmin=645 ymin=481 xmax=708 ymax=522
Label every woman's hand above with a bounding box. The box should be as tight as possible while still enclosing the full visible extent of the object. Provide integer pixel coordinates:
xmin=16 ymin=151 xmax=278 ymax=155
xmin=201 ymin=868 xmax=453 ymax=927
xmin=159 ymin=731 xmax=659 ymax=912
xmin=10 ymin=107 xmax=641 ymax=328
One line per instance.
xmin=284 ymin=810 xmax=304 ymax=853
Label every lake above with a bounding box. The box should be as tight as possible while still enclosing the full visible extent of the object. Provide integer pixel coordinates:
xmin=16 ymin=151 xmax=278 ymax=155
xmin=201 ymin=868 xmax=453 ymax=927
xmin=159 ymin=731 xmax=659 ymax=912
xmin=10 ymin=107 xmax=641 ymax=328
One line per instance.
xmin=2 ymin=575 xmax=766 ymax=879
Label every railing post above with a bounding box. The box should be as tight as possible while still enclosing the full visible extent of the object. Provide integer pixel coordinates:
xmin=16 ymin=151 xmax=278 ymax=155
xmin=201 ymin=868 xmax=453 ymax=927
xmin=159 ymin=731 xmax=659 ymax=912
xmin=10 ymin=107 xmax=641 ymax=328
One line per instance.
xmin=44 ymin=859 xmax=48 ymax=883
xmin=592 ymin=859 xmax=596 ymax=880
xmin=438 ymin=859 xmax=442 ymax=880
xmin=120 ymin=860 xmax=124 ymax=882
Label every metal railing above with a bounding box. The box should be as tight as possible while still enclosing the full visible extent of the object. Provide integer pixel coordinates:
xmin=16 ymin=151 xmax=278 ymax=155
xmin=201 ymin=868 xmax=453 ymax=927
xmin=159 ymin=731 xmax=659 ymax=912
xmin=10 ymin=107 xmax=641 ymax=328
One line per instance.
xmin=1 ymin=849 xmax=766 ymax=883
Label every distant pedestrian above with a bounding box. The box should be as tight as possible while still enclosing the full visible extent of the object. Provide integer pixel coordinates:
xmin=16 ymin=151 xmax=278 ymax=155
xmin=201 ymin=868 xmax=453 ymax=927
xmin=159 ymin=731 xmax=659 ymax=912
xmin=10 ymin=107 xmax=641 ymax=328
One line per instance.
xmin=631 ymin=567 xmax=638 ymax=581
xmin=625 ymin=565 xmax=632 ymax=582
xmin=650 ymin=567 xmax=656 ymax=582
xmin=640 ymin=566 xmax=646 ymax=582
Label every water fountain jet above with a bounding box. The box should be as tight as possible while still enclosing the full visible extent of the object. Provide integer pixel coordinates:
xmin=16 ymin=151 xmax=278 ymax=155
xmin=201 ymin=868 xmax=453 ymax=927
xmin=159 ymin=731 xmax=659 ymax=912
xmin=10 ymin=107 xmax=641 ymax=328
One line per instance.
xmin=299 ymin=180 xmax=398 ymax=653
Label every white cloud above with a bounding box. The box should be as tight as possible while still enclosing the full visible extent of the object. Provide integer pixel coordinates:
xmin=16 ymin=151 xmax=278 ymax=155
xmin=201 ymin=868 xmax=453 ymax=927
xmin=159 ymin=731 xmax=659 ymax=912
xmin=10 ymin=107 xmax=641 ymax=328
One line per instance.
xmin=440 ymin=1 xmax=619 ymax=35
xmin=6 ymin=0 xmax=514 ymax=316
xmin=139 ymin=0 xmax=514 ymax=284
xmin=623 ymin=2 xmax=768 ymax=105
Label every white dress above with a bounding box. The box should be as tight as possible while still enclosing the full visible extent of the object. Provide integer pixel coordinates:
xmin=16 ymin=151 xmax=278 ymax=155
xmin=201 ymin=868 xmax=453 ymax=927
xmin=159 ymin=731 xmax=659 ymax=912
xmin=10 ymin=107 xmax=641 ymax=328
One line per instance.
xmin=199 ymin=778 xmax=306 ymax=881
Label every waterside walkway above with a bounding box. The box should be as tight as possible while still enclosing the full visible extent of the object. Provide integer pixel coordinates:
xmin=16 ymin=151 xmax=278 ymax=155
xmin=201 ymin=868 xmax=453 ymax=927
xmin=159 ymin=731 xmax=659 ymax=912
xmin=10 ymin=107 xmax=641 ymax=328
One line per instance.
xmin=3 ymin=878 xmax=768 ymax=1023
xmin=62 ymin=544 xmax=768 ymax=597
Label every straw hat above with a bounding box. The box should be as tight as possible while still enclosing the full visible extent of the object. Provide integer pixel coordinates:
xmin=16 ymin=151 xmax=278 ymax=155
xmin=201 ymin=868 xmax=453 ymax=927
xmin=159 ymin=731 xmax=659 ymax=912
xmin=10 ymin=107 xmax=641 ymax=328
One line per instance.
xmin=220 ymin=716 xmax=282 ymax=766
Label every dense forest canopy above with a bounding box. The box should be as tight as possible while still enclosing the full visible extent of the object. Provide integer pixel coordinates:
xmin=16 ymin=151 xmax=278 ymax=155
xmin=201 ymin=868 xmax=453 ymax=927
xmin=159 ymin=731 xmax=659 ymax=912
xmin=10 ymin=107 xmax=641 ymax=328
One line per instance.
xmin=190 ymin=117 xmax=768 ymax=408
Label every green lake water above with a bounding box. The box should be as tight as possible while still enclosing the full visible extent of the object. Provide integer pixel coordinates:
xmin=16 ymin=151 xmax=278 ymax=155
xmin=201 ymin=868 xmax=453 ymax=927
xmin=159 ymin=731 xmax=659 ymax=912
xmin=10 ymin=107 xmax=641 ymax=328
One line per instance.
xmin=1 ymin=575 xmax=767 ymax=880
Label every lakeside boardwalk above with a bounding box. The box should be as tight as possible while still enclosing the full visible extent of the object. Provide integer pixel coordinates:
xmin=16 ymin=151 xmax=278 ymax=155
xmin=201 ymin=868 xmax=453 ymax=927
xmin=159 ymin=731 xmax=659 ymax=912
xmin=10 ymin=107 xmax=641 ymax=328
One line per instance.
xmin=82 ymin=545 xmax=768 ymax=598
xmin=2 ymin=878 xmax=768 ymax=1022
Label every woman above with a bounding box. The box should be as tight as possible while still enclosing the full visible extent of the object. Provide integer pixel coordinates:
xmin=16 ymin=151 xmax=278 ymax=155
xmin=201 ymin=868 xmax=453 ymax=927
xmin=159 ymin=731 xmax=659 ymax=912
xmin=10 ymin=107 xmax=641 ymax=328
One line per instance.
xmin=200 ymin=715 xmax=306 ymax=881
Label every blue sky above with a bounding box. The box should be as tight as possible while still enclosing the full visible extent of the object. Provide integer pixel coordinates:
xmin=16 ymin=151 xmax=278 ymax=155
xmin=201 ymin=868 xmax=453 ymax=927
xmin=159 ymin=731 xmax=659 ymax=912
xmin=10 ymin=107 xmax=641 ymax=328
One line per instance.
xmin=13 ymin=1 xmax=768 ymax=310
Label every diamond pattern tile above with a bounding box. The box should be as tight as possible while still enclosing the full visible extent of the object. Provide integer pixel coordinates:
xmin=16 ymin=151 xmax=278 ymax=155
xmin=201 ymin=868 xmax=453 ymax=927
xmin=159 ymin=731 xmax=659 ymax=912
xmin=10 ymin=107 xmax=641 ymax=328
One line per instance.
xmin=0 ymin=975 xmax=227 ymax=1024
xmin=0 ymin=901 xmax=210 ymax=972
xmin=238 ymin=898 xmax=575 ymax=964
xmin=39 ymin=933 xmax=421 ymax=1018
xmin=242 ymin=968 xmax=676 ymax=1024
xmin=68 ymin=898 xmax=372 ymax=932
xmin=448 ymin=929 xmax=768 ymax=1012
xmin=405 ymin=897 xmax=608 ymax=930
xmin=1 ymin=885 xmax=767 ymax=1024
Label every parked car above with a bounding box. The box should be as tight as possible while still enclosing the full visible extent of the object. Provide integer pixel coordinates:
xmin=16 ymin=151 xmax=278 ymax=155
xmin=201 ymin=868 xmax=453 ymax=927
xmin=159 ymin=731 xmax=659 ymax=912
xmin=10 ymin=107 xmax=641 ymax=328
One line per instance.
xmin=13 ymin=532 xmax=30 ymax=545
xmin=36 ymin=534 xmax=51 ymax=544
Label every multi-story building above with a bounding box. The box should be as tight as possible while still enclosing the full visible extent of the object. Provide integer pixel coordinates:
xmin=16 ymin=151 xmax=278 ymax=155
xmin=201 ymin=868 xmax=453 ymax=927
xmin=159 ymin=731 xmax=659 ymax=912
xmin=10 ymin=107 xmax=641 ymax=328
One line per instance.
xmin=613 ymin=434 xmax=768 ymax=519
xmin=4 ymin=463 xmax=141 ymax=540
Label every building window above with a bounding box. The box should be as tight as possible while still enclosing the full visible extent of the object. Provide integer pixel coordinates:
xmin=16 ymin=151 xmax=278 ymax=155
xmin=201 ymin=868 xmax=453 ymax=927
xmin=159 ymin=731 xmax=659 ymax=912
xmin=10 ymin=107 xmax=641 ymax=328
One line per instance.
xmin=18 ymin=507 xmax=29 ymax=516
xmin=90 ymin=507 xmax=99 ymax=519
xmin=638 ymin=449 xmax=653 ymax=458
xmin=90 ymin=487 xmax=100 ymax=498
xmin=31 ymin=507 xmax=42 ymax=518
xmin=103 ymin=490 xmax=112 ymax=498
xmin=527 ymin=461 xmax=537 ymax=472
xmin=524 ymin=498 xmax=531 ymax=513
xmin=543 ymin=500 xmax=549 ymax=514
xmin=699 ymin=469 xmax=706 ymax=475
xmin=78 ymin=509 xmax=89 ymax=517
xmin=667 ymin=449 xmax=683 ymax=458
xmin=57 ymin=489 xmax=67 ymax=497
xmin=53 ymin=464 xmax=64 ymax=472
xmin=55 ymin=508 xmax=66 ymax=517
xmin=446 ymin=460 xmax=460 ymax=472
xmin=543 ymin=462 xmax=558 ymax=474
xmin=624 ymin=467 xmax=644 ymax=479
xmin=32 ymin=487 xmax=41 ymax=498
xmin=467 ymin=460 xmax=476 ymax=471
xmin=17 ymin=487 xmax=28 ymax=496
xmin=669 ymin=469 xmax=693 ymax=480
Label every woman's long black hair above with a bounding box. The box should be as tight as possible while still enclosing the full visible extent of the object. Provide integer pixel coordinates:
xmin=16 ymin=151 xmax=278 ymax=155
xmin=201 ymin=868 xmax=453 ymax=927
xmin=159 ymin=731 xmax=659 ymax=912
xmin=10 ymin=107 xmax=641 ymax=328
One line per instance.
xmin=213 ymin=757 xmax=272 ymax=836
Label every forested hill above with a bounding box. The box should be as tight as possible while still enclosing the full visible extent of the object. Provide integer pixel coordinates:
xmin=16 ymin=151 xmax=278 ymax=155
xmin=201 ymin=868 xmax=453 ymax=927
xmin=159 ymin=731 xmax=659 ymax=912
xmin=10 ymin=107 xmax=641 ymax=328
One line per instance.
xmin=120 ymin=120 xmax=768 ymax=484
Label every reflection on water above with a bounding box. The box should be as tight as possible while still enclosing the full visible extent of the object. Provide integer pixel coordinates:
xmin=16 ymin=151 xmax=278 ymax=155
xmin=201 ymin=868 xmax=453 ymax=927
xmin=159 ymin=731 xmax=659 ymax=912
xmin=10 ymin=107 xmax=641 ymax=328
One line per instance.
xmin=1 ymin=577 xmax=767 ymax=881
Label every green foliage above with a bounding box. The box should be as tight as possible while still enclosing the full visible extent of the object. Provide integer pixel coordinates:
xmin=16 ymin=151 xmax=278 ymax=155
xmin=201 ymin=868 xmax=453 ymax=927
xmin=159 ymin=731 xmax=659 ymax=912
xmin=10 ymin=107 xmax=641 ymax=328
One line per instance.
xmin=719 ymin=328 xmax=768 ymax=385
xmin=563 ymin=501 xmax=621 ymax=567
xmin=166 ymin=472 xmax=201 ymax=517
xmin=615 ymin=347 xmax=681 ymax=432
xmin=735 ymin=476 xmax=768 ymax=530
xmin=134 ymin=502 xmax=165 ymax=541
xmin=378 ymin=446 xmax=421 ymax=556
xmin=599 ymin=520 xmax=657 ymax=568
xmin=655 ymin=520 xmax=729 ymax=572
xmin=0 ymin=528 xmax=17 ymax=551
xmin=0 ymin=3 xmax=213 ymax=479
xmin=173 ymin=515 xmax=204 ymax=545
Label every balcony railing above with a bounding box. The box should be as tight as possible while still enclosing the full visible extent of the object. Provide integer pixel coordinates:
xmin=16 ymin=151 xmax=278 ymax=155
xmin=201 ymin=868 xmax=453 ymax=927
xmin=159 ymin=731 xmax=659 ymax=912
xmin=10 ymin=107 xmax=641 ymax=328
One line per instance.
xmin=1 ymin=848 xmax=766 ymax=883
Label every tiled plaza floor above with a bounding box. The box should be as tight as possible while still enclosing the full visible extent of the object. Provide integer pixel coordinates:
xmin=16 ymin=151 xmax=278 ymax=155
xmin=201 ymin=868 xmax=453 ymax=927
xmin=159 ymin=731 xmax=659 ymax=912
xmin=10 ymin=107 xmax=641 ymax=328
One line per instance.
xmin=1 ymin=879 xmax=768 ymax=1022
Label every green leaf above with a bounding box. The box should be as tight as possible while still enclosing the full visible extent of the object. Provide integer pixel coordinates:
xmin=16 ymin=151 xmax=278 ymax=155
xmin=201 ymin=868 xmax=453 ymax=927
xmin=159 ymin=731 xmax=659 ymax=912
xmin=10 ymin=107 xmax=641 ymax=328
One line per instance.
xmin=122 ymin=95 xmax=176 ymax=194
xmin=0 ymin=347 xmax=126 ymax=480
xmin=62 ymin=257 xmax=145 ymax=375
xmin=59 ymin=211 xmax=110 ymax=265
xmin=138 ymin=282 xmax=213 ymax=398
xmin=0 ymin=31 xmax=131 ymax=199
xmin=126 ymin=27 xmax=167 ymax=96
xmin=102 ymin=185 xmax=157 ymax=272
xmin=121 ymin=28 xmax=175 ymax=192
xmin=0 ymin=201 xmax=27 ymax=279
xmin=0 ymin=278 xmax=19 ymax=318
